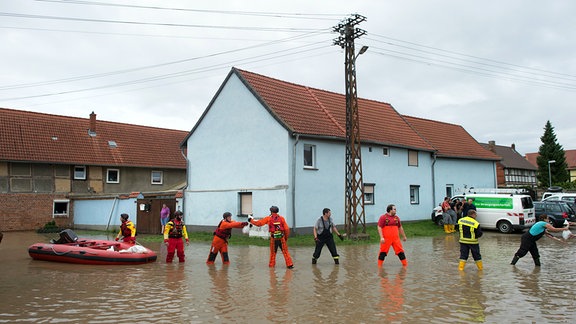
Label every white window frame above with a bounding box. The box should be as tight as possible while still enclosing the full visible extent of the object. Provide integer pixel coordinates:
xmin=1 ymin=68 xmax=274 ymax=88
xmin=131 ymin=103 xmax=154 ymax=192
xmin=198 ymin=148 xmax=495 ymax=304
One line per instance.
xmin=151 ymin=170 xmax=163 ymax=185
xmin=382 ymin=147 xmax=389 ymax=156
xmin=53 ymin=199 xmax=70 ymax=218
xmin=408 ymin=150 xmax=419 ymax=166
xmin=410 ymin=185 xmax=420 ymax=204
xmin=304 ymin=144 xmax=316 ymax=169
xmin=239 ymin=192 xmax=253 ymax=216
xmin=74 ymin=166 xmax=86 ymax=180
xmin=364 ymin=183 xmax=375 ymax=205
xmin=106 ymin=168 xmax=120 ymax=183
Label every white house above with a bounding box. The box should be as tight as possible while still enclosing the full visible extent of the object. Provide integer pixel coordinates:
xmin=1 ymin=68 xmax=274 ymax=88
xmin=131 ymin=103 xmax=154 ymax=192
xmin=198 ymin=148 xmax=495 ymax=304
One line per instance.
xmin=181 ymin=68 xmax=500 ymax=232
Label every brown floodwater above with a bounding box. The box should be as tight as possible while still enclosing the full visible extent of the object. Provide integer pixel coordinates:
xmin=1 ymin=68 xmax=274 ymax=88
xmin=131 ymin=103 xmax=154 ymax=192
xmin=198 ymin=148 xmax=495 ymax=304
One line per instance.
xmin=1 ymin=230 xmax=576 ymax=323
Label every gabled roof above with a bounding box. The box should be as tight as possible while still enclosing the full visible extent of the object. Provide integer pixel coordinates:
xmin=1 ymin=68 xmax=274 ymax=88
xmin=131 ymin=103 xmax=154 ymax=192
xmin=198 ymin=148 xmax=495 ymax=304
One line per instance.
xmin=480 ymin=142 xmax=536 ymax=169
xmin=234 ymin=68 xmax=435 ymax=151
xmin=525 ymin=150 xmax=576 ymax=169
xmin=402 ymin=115 xmax=500 ymax=160
xmin=0 ymin=108 xmax=187 ymax=169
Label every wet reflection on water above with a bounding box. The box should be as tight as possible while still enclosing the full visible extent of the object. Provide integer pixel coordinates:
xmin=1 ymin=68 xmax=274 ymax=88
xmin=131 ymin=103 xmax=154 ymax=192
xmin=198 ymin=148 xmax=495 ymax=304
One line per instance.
xmin=1 ymin=230 xmax=576 ymax=323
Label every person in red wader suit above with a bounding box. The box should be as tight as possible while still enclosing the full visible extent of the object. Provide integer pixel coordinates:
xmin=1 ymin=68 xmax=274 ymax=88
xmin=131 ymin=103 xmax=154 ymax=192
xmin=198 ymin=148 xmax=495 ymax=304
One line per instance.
xmin=206 ymin=212 xmax=249 ymax=265
xmin=163 ymin=211 xmax=189 ymax=263
xmin=249 ymin=206 xmax=294 ymax=269
xmin=115 ymin=213 xmax=136 ymax=244
xmin=377 ymin=204 xmax=408 ymax=267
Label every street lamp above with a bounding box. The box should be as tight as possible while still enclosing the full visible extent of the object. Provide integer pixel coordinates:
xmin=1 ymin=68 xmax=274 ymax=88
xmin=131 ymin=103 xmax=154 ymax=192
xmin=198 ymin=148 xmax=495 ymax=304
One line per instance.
xmin=548 ymin=160 xmax=556 ymax=189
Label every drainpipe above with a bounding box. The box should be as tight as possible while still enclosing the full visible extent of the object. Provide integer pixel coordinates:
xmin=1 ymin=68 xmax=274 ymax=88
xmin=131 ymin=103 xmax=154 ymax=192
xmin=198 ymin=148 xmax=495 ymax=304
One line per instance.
xmin=291 ymin=134 xmax=300 ymax=233
xmin=431 ymin=152 xmax=437 ymax=207
xmin=105 ymin=196 xmax=119 ymax=232
xmin=180 ymin=147 xmax=189 ymax=216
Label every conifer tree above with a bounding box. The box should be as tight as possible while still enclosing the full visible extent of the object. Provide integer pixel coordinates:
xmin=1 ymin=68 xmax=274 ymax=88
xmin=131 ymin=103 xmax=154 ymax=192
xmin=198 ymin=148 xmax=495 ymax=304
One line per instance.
xmin=536 ymin=120 xmax=569 ymax=188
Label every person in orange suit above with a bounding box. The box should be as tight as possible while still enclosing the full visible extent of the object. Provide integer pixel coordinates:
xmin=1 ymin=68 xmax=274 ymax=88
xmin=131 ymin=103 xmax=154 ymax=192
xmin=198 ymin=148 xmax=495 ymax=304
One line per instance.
xmin=206 ymin=212 xmax=249 ymax=265
xmin=115 ymin=213 xmax=136 ymax=244
xmin=249 ymin=206 xmax=294 ymax=269
xmin=377 ymin=204 xmax=408 ymax=267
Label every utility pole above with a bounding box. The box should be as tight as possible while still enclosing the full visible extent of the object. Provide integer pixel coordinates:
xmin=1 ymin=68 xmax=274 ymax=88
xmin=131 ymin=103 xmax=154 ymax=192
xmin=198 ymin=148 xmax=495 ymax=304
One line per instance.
xmin=333 ymin=14 xmax=368 ymax=239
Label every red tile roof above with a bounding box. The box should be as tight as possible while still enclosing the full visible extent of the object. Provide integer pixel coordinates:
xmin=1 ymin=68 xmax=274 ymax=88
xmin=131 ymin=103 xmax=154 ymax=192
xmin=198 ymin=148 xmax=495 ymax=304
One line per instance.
xmin=235 ymin=68 xmax=435 ymax=152
xmin=403 ymin=116 xmax=500 ymax=160
xmin=0 ymin=108 xmax=187 ymax=168
xmin=525 ymin=150 xmax=576 ymax=169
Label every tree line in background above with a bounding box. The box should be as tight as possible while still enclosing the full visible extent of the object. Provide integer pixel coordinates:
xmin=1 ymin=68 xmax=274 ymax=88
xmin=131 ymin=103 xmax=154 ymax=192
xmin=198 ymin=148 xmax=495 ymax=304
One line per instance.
xmin=536 ymin=120 xmax=574 ymax=190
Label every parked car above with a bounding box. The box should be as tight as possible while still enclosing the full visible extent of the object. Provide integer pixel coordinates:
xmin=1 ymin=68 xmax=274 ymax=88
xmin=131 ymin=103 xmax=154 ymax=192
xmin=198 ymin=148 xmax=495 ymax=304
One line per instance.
xmin=542 ymin=193 xmax=576 ymax=210
xmin=533 ymin=201 xmax=576 ymax=227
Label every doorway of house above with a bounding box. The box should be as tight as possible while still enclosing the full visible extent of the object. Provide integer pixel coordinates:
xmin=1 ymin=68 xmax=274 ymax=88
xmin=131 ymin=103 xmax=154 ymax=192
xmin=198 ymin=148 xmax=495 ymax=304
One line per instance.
xmin=136 ymin=198 xmax=176 ymax=234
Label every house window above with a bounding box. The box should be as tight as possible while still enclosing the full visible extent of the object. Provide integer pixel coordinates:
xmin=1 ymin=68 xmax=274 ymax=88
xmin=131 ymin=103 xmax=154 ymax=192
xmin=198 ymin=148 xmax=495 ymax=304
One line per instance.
xmin=239 ymin=192 xmax=253 ymax=216
xmin=408 ymin=150 xmax=418 ymax=166
xmin=74 ymin=166 xmax=86 ymax=180
xmin=364 ymin=183 xmax=375 ymax=205
xmin=106 ymin=169 xmax=120 ymax=183
xmin=53 ymin=200 xmax=69 ymax=218
xmin=304 ymin=144 xmax=316 ymax=169
xmin=445 ymin=185 xmax=453 ymax=198
xmin=383 ymin=147 xmax=389 ymax=156
xmin=151 ymin=171 xmax=163 ymax=185
xmin=410 ymin=185 xmax=420 ymax=204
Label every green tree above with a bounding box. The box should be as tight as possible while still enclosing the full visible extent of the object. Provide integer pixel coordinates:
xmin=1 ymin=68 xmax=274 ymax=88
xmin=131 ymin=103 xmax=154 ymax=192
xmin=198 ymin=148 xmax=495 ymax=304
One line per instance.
xmin=536 ymin=120 xmax=569 ymax=188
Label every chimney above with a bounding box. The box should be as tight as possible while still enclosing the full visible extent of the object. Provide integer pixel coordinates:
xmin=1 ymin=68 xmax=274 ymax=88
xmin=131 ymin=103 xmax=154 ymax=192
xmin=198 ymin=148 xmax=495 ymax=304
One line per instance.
xmin=89 ymin=111 xmax=96 ymax=136
xmin=511 ymin=143 xmax=516 ymax=151
xmin=488 ymin=140 xmax=495 ymax=152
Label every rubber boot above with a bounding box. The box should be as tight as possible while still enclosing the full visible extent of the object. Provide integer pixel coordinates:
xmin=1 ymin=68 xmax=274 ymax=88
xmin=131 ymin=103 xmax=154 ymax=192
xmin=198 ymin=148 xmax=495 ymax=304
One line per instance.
xmin=450 ymin=224 xmax=456 ymax=233
xmin=458 ymin=260 xmax=466 ymax=271
xmin=206 ymin=252 xmax=217 ymax=265
xmin=476 ymin=260 xmax=483 ymax=271
xmin=378 ymin=252 xmax=386 ymax=267
xmin=534 ymin=258 xmax=541 ymax=267
xmin=222 ymin=252 xmax=230 ymax=265
xmin=312 ymin=257 xmax=317 ymax=264
xmin=444 ymin=225 xmax=450 ymax=233
xmin=333 ymin=256 xmax=339 ymax=265
xmin=510 ymin=255 xmax=519 ymax=265
xmin=398 ymin=252 xmax=407 ymax=266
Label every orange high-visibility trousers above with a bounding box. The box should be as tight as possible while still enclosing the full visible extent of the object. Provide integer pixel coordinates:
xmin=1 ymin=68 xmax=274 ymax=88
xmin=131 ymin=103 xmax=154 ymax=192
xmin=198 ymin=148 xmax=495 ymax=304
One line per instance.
xmin=269 ymin=237 xmax=293 ymax=268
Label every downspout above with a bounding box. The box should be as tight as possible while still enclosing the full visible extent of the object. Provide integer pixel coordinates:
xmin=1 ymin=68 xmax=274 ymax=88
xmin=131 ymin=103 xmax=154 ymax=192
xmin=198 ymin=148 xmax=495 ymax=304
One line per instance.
xmin=105 ymin=196 xmax=119 ymax=232
xmin=431 ymin=152 xmax=437 ymax=208
xmin=180 ymin=147 xmax=189 ymax=214
xmin=291 ymin=134 xmax=300 ymax=233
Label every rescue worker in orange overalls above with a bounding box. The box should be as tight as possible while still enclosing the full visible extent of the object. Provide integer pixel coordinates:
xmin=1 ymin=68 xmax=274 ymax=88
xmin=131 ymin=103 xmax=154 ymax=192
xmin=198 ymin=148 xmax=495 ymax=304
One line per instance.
xmin=377 ymin=204 xmax=408 ymax=267
xmin=206 ymin=212 xmax=249 ymax=265
xmin=248 ymin=206 xmax=294 ymax=269
xmin=115 ymin=213 xmax=136 ymax=244
xmin=163 ymin=211 xmax=189 ymax=263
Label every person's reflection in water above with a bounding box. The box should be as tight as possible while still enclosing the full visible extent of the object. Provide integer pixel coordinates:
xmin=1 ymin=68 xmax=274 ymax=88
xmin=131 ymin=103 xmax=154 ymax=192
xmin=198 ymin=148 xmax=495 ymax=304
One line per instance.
xmin=266 ymin=269 xmax=292 ymax=322
xmin=456 ymin=272 xmax=486 ymax=322
xmin=207 ymin=266 xmax=231 ymax=314
xmin=379 ymin=267 xmax=406 ymax=322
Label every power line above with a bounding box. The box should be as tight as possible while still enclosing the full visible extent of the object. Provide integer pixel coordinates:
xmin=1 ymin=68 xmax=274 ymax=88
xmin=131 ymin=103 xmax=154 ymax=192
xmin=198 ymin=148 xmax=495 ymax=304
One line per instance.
xmin=34 ymin=0 xmax=346 ymax=20
xmin=0 ymin=12 xmax=326 ymax=32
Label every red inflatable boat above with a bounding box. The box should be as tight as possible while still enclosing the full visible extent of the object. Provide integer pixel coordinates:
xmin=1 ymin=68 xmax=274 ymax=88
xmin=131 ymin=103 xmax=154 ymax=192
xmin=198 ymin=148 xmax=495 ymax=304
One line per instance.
xmin=28 ymin=229 xmax=157 ymax=265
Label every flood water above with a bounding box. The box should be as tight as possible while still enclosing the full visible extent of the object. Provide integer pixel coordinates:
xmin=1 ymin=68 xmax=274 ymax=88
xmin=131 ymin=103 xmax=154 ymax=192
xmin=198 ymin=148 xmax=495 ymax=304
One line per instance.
xmin=1 ymin=230 xmax=576 ymax=323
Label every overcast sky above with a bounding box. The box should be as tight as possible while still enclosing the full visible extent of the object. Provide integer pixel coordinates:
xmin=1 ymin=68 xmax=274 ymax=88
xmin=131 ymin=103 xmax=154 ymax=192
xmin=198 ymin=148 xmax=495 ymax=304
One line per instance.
xmin=2 ymin=1 xmax=575 ymax=155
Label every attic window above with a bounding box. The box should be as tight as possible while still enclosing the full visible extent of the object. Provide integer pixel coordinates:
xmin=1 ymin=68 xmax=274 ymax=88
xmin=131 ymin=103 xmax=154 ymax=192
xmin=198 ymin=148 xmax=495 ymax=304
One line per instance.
xmin=88 ymin=130 xmax=96 ymax=137
xmin=108 ymin=141 xmax=117 ymax=148
xmin=51 ymin=136 xmax=58 ymax=141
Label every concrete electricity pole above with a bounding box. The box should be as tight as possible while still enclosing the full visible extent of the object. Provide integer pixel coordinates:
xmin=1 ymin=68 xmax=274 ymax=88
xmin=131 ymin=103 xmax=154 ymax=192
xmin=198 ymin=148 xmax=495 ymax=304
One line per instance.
xmin=333 ymin=14 xmax=369 ymax=239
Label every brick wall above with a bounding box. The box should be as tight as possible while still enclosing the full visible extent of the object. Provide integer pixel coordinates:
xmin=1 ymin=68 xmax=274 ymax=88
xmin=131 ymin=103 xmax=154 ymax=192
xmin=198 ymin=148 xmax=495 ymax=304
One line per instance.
xmin=0 ymin=193 xmax=73 ymax=231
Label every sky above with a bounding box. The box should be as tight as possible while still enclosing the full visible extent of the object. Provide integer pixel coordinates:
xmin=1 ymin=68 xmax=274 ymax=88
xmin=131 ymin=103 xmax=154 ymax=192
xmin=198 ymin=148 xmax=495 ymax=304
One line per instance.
xmin=1 ymin=0 xmax=575 ymax=156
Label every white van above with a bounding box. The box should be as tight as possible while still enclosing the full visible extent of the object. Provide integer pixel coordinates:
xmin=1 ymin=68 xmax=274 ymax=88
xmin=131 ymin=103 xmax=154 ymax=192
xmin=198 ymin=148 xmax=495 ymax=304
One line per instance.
xmin=542 ymin=193 xmax=576 ymax=204
xmin=432 ymin=193 xmax=536 ymax=233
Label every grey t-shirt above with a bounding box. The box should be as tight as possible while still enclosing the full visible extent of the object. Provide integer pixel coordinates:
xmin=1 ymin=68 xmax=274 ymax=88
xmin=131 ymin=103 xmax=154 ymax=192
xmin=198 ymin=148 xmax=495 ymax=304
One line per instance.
xmin=315 ymin=216 xmax=334 ymax=235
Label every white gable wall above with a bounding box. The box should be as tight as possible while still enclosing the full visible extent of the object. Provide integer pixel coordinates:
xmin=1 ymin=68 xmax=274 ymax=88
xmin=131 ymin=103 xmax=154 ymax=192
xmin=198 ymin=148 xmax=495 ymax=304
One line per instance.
xmin=432 ymin=158 xmax=497 ymax=205
xmin=185 ymin=73 xmax=291 ymax=226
